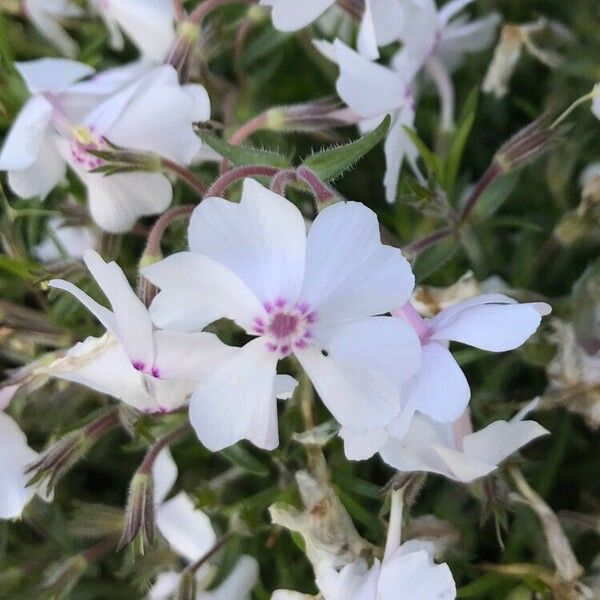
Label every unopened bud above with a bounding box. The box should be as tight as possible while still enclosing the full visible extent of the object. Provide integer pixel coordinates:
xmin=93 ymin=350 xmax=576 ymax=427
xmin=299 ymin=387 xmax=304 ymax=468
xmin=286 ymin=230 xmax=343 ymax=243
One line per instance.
xmin=119 ymin=472 xmax=155 ymax=553
xmin=88 ymin=144 xmax=162 ymax=176
xmin=167 ymin=20 xmax=200 ymax=84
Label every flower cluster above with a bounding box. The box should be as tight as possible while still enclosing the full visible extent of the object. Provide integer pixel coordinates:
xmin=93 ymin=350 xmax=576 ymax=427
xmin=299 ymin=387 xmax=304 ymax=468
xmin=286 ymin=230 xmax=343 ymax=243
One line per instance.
xmin=2 ymin=0 xmax=598 ymax=597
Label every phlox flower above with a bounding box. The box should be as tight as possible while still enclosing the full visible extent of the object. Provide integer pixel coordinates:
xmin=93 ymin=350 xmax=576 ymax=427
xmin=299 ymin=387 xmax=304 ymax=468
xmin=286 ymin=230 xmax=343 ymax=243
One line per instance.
xmin=592 ymin=84 xmax=600 ymax=120
xmin=53 ymin=65 xmax=210 ymax=232
xmin=0 ymin=58 xmax=151 ymax=202
xmin=148 ymin=449 xmax=259 ymax=600
xmin=314 ymin=39 xmax=418 ymax=203
xmin=379 ymin=403 xmax=548 ymax=482
xmin=46 ymin=250 xmax=235 ymax=414
xmin=91 ymin=0 xmax=176 ymax=63
xmin=0 ymin=411 xmax=49 ymax=519
xmin=143 ymin=178 xmax=420 ymax=451
xmin=24 ymin=0 xmax=83 ymax=57
xmin=341 ymin=294 xmax=551 ymax=461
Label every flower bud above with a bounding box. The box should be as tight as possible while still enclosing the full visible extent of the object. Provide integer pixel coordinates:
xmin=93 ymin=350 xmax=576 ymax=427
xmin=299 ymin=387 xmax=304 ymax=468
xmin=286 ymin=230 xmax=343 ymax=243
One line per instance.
xmin=87 ymin=142 xmax=162 ymax=177
xmin=119 ymin=472 xmax=155 ymax=553
xmin=167 ymin=20 xmax=201 ymax=84
xmin=177 ymin=569 xmax=197 ymax=600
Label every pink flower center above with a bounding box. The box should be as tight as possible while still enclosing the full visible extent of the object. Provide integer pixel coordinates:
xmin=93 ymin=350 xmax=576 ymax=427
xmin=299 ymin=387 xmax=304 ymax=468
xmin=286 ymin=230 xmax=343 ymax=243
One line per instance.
xmin=252 ymin=298 xmax=316 ymax=358
xmin=70 ymin=126 xmax=107 ymax=171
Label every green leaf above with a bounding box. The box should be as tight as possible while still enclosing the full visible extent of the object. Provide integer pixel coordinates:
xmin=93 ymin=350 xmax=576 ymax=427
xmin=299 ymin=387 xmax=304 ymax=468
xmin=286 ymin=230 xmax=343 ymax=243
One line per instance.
xmin=444 ymin=87 xmax=478 ymax=190
xmin=193 ymin=123 xmax=291 ymax=169
xmin=403 ymin=126 xmax=443 ymax=182
xmin=239 ymin=28 xmax=292 ymax=68
xmin=473 ymin=170 xmax=520 ymax=219
xmin=302 ymin=115 xmax=391 ymax=182
xmin=412 ymin=236 xmax=459 ymax=282
xmin=220 ymin=444 xmax=270 ymax=477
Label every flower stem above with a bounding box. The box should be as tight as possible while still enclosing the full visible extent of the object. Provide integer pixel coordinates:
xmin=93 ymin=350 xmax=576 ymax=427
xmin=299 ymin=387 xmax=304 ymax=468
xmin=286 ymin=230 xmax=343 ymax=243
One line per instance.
xmin=144 ymin=205 xmax=195 ymax=260
xmin=161 ymin=158 xmax=206 ymax=196
xmin=402 ymin=226 xmax=454 ymax=255
xmin=270 ymin=169 xmax=298 ymax=196
xmin=550 ymin=89 xmax=596 ymax=130
xmin=295 ymin=166 xmax=337 ymax=207
xmin=228 ymin=113 xmax=269 ymax=146
xmin=187 ymin=533 xmax=233 ymax=573
xmin=171 ymin=0 xmax=186 ymax=20
xmin=458 ymin=161 xmax=502 ymax=221
xmin=204 ymin=165 xmax=280 ymax=198
xmin=138 ymin=422 xmax=191 ymax=475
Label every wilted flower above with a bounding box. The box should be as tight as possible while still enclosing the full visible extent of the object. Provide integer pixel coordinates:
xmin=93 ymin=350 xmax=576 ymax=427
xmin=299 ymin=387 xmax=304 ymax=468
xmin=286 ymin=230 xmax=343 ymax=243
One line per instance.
xmin=46 ymin=250 xmax=234 ymax=413
xmin=147 ymin=449 xmax=259 ymax=599
xmin=314 ymin=39 xmax=418 ymax=202
xmin=54 ymin=65 xmax=210 ymax=232
xmin=23 ymin=0 xmax=82 ymax=57
xmin=143 ymin=178 xmax=420 ymax=450
xmin=90 ymin=0 xmax=176 ymax=63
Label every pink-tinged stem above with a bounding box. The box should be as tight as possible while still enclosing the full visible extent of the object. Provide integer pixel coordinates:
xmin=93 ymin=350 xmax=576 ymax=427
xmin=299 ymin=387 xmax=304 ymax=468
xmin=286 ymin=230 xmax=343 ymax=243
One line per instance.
xmin=270 ymin=169 xmax=298 ymax=196
xmin=188 ymin=533 xmax=233 ymax=573
xmin=171 ymin=0 xmax=186 ymax=20
xmin=82 ymin=537 xmax=118 ymax=562
xmin=392 ymin=302 xmax=430 ymax=343
xmin=204 ymin=165 xmax=280 ymax=198
xmin=458 ymin=161 xmax=502 ymax=221
xmin=161 ymin=158 xmax=206 ymax=196
xmin=296 ymin=166 xmax=336 ymax=205
xmin=403 ymin=226 xmax=454 ymax=255
xmin=137 ymin=422 xmax=191 ymax=476
xmin=188 ymin=0 xmax=252 ymax=24
xmin=145 ymin=205 xmax=195 ymax=258
xmin=228 ymin=112 xmax=269 ymax=146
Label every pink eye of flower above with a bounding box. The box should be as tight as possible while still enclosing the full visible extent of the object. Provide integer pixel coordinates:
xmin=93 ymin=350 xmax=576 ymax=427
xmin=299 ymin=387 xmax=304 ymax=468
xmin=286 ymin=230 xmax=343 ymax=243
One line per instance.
xmin=70 ymin=127 xmax=107 ymax=171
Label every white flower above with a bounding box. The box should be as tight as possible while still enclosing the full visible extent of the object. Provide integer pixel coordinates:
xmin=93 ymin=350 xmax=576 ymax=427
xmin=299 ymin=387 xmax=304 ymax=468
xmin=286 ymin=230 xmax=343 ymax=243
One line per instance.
xmin=148 ymin=449 xmax=259 ymax=600
xmin=54 ymin=65 xmax=210 ymax=232
xmin=0 ymin=58 xmax=152 ymax=202
xmin=592 ymin=84 xmax=600 ymax=120
xmin=33 ymin=217 xmax=97 ymax=262
xmin=314 ymin=39 xmax=418 ymax=203
xmin=0 ymin=58 xmax=94 ymax=200
xmin=143 ymin=178 xmax=420 ymax=451
xmin=340 ymin=294 xmax=551 ymax=460
xmin=91 ymin=0 xmax=176 ymax=63
xmin=260 ymin=0 xmax=337 ymax=31
xmin=24 ymin=0 xmax=83 ymax=57
xmin=0 ymin=411 xmax=48 ymax=519
xmin=379 ymin=403 xmax=549 ymax=482
xmin=46 ymin=250 xmax=233 ymax=414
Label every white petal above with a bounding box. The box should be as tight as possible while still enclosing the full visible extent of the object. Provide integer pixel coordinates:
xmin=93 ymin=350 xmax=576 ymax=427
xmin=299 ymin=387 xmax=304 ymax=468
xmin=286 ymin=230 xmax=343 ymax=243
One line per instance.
xmin=101 ymin=0 xmax=175 ymax=62
xmin=296 ymin=317 xmax=420 ymax=430
xmin=184 ymin=84 xmax=211 ymax=122
xmin=152 ymin=448 xmax=178 ymax=505
xmin=106 ymin=75 xmax=202 ymax=165
xmin=154 ymin=331 xmax=239 ymax=380
xmin=339 ymin=426 xmax=389 ymax=460
xmin=438 ymin=0 xmax=476 ymax=26
xmin=24 ymin=0 xmax=79 ymax=57
xmin=429 ymin=294 xmax=551 ymax=351
xmin=144 ymin=252 xmax=263 ymax=333
xmin=83 ymin=250 xmax=155 ymax=368
xmin=34 ymin=218 xmax=96 ymax=262
xmin=156 ymin=492 xmax=216 ymax=562
xmin=271 ymin=592 xmax=314 ymax=600
xmin=274 ymin=374 xmax=299 ymax=400
xmin=147 ymin=571 xmax=180 ymax=600
xmin=7 ymin=134 xmax=65 ymax=200
xmin=462 ymin=419 xmax=549 ymax=467
xmin=15 ymin=58 xmax=94 ymax=94
xmin=330 ymin=39 xmax=407 ymax=118
xmin=189 ymin=179 xmax=307 ymax=306
xmin=368 ymin=0 xmax=405 ymax=45
xmin=0 ymin=96 xmax=53 ymax=171
xmin=189 ymin=339 xmax=279 ymax=451
xmin=356 ymin=1 xmax=380 ymax=60
xmin=301 ymin=201 xmax=414 ymax=324
xmin=411 ymin=342 xmax=470 ymax=423
xmin=383 ymin=107 xmax=417 ymax=203
xmin=204 ymin=555 xmax=259 ymax=600
xmin=260 ymin=0 xmax=335 ymax=31
xmin=592 ymin=84 xmax=600 ymax=120
xmin=44 ymin=335 xmax=159 ymax=411
xmin=0 ymin=412 xmax=39 ymax=519
xmin=378 ymin=548 xmax=456 ymax=599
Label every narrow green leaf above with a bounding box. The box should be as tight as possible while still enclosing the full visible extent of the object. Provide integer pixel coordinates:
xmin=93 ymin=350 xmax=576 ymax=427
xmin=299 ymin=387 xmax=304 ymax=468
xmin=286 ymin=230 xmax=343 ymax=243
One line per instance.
xmin=444 ymin=87 xmax=478 ymax=190
xmin=239 ymin=28 xmax=292 ymax=68
xmin=412 ymin=236 xmax=459 ymax=282
xmin=473 ymin=170 xmax=520 ymax=219
xmin=220 ymin=444 xmax=270 ymax=477
xmin=403 ymin=126 xmax=443 ymax=182
xmin=302 ymin=115 xmax=391 ymax=182
xmin=193 ymin=124 xmax=291 ymax=169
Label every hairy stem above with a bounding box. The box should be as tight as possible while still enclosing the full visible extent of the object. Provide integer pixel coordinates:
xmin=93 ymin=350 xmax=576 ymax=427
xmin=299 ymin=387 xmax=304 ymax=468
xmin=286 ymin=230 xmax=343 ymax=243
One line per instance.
xmin=161 ymin=158 xmax=206 ymax=196
xmin=204 ymin=165 xmax=280 ymax=198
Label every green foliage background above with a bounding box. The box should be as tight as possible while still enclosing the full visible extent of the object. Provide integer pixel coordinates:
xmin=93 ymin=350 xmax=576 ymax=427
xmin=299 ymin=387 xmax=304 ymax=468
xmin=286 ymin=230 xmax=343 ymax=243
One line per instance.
xmin=0 ymin=0 xmax=599 ymax=598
